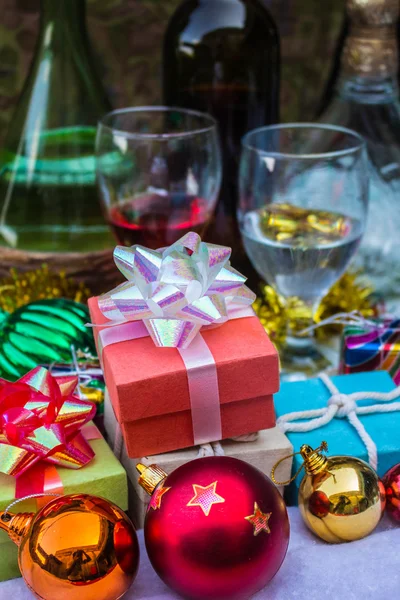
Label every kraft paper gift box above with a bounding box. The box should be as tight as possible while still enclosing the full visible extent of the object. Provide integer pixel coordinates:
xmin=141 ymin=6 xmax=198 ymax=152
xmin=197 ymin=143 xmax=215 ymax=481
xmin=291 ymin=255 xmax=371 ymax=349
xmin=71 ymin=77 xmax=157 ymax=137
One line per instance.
xmin=104 ymin=389 xmax=293 ymax=528
xmin=89 ymin=297 xmax=279 ymax=458
xmin=273 ymin=371 xmax=400 ymax=506
xmin=0 ymin=423 xmax=128 ymax=582
xmin=340 ymin=318 xmax=400 ymax=384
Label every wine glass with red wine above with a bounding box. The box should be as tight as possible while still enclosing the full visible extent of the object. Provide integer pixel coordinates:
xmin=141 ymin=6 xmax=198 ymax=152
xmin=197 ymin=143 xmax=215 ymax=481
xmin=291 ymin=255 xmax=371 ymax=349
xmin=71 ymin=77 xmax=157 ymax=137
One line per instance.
xmin=96 ymin=107 xmax=222 ymax=249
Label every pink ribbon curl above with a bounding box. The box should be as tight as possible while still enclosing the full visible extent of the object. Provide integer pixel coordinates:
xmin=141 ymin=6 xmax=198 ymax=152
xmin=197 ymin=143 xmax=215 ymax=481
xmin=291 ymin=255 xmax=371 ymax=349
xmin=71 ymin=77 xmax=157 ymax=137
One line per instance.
xmin=0 ymin=366 xmax=96 ymax=478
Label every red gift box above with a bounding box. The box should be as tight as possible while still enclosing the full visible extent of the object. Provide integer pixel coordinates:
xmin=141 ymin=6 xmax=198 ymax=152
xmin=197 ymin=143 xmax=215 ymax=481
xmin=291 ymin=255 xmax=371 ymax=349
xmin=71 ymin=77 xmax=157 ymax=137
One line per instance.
xmin=89 ymin=297 xmax=279 ymax=457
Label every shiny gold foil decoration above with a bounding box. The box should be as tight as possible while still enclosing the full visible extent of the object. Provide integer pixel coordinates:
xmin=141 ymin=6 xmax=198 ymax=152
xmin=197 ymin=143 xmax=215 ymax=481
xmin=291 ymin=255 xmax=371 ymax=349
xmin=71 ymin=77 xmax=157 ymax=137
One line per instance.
xmin=0 ymin=265 xmax=90 ymax=313
xmin=272 ymin=442 xmax=385 ymax=543
xmin=254 ymin=271 xmax=376 ymax=345
xmin=0 ymin=494 xmax=139 ymax=600
xmin=259 ymin=203 xmax=353 ymax=246
xmin=79 ymin=383 xmax=105 ymax=406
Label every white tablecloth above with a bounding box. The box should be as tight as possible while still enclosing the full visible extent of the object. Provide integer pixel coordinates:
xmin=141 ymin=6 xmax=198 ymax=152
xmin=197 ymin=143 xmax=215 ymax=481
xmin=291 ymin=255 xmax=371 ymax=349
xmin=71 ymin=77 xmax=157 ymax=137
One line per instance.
xmin=0 ymin=507 xmax=398 ymax=600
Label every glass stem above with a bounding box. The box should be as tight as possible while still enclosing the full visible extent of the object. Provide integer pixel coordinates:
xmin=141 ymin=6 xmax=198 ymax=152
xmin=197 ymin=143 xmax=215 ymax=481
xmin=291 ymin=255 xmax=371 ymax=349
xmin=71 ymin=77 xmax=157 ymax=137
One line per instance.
xmin=284 ymin=299 xmax=318 ymax=355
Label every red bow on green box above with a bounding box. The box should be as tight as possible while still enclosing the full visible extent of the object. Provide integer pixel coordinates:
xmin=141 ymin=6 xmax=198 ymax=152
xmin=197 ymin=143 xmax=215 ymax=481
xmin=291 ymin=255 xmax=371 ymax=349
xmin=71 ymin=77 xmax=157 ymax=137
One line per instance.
xmin=0 ymin=366 xmax=96 ymax=477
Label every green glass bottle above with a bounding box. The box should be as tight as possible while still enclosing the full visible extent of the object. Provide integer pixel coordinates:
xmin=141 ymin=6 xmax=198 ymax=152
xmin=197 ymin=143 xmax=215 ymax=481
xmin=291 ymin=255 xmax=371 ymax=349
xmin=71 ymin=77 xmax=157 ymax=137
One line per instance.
xmin=0 ymin=0 xmax=113 ymax=268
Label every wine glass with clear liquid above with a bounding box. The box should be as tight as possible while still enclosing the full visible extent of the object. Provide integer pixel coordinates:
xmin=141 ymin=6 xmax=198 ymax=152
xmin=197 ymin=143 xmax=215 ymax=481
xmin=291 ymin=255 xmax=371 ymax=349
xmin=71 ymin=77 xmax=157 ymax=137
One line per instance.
xmin=95 ymin=107 xmax=222 ymax=249
xmin=238 ymin=123 xmax=368 ymax=376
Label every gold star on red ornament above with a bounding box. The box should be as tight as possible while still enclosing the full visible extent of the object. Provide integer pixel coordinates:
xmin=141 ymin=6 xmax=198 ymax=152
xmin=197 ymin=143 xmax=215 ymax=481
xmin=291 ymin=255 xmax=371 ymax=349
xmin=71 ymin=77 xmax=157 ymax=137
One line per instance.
xmin=149 ymin=484 xmax=171 ymax=510
xmin=245 ymin=503 xmax=272 ymax=536
xmin=187 ymin=481 xmax=225 ymax=516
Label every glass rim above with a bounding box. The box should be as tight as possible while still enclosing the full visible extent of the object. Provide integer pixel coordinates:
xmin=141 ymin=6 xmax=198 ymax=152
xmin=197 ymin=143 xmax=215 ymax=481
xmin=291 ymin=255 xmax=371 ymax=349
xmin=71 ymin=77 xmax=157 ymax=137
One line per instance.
xmin=241 ymin=122 xmax=366 ymax=160
xmin=98 ymin=106 xmax=218 ymax=140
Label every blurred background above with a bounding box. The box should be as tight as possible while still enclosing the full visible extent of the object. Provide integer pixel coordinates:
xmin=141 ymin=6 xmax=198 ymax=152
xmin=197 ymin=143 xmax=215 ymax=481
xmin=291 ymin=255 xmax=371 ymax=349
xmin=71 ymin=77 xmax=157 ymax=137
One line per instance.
xmin=0 ymin=0 xmax=345 ymax=146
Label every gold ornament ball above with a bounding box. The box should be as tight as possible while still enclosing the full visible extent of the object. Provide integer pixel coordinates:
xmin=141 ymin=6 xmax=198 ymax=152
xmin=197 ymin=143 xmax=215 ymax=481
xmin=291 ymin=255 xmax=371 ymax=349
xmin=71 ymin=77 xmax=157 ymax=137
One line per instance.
xmin=298 ymin=444 xmax=385 ymax=543
xmin=0 ymin=494 xmax=139 ymax=600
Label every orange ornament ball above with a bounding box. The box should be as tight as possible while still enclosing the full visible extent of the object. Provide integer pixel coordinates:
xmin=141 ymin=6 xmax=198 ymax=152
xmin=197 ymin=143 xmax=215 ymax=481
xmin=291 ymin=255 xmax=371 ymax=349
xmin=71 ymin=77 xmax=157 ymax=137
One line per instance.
xmin=1 ymin=494 xmax=139 ymax=600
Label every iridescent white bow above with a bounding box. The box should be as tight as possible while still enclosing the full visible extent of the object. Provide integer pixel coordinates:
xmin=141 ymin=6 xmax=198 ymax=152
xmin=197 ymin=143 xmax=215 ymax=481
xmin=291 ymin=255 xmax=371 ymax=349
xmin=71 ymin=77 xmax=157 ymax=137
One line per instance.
xmin=99 ymin=232 xmax=256 ymax=348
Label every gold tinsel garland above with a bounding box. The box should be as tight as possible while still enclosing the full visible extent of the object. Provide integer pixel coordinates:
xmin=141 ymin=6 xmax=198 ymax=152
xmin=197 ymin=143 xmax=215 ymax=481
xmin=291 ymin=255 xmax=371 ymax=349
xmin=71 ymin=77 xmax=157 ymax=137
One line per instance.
xmin=254 ymin=271 xmax=377 ymax=345
xmin=0 ymin=266 xmax=376 ymax=345
xmin=0 ymin=265 xmax=91 ymax=312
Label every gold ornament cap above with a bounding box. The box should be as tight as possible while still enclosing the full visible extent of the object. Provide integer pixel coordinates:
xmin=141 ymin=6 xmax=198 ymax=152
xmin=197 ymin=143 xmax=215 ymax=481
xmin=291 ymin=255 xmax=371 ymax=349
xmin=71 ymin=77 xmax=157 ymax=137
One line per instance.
xmin=271 ymin=441 xmax=329 ymax=485
xmin=0 ymin=511 xmax=34 ymax=546
xmin=300 ymin=442 xmax=329 ymax=475
xmin=343 ymin=0 xmax=399 ymax=77
xmin=136 ymin=463 xmax=168 ymax=495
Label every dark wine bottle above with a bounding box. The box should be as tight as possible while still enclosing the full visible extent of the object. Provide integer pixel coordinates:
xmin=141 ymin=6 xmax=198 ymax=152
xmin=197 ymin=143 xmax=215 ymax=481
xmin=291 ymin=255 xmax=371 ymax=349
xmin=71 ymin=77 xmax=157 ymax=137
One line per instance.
xmin=163 ymin=0 xmax=280 ymax=271
xmin=316 ymin=14 xmax=348 ymax=117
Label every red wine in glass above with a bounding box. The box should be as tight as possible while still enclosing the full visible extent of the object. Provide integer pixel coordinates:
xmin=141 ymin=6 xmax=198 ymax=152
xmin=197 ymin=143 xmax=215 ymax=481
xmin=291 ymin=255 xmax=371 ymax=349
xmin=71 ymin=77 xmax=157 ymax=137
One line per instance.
xmin=108 ymin=191 xmax=210 ymax=249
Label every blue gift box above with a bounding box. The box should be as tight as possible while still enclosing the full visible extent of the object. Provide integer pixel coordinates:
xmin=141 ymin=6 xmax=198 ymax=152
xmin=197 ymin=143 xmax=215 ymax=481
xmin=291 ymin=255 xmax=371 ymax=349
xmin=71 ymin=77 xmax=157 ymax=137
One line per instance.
xmin=274 ymin=371 xmax=400 ymax=505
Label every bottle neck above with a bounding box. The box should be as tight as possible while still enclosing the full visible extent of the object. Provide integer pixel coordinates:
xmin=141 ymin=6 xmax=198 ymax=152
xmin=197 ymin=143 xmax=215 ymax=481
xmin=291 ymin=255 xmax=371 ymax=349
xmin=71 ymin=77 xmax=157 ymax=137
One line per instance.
xmin=337 ymin=73 xmax=399 ymax=103
xmin=38 ymin=0 xmax=88 ymax=46
xmin=337 ymin=24 xmax=399 ymax=102
xmin=40 ymin=0 xmax=86 ymax=22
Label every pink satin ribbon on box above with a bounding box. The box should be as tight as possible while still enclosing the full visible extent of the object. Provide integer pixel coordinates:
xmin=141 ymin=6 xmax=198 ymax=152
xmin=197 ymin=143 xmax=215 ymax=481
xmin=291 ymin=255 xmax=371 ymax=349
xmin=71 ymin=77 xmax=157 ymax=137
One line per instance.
xmin=178 ymin=334 xmax=221 ymax=445
xmin=98 ymin=306 xmax=255 ymax=446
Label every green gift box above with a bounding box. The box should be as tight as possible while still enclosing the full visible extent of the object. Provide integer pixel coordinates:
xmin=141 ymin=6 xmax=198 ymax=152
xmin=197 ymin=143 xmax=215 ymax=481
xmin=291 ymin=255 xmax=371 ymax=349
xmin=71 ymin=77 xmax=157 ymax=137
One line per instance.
xmin=0 ymin=424 xmax=128 ymax=582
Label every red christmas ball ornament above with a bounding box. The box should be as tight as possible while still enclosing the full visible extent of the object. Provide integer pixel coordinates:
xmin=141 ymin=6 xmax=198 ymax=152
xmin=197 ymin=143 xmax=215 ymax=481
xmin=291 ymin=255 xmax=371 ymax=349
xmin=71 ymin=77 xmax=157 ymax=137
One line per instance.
xmin=137 ymin=456 xmax=290 ymax=600
xmin=383 ymin=463 xmax=400 ymax=521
